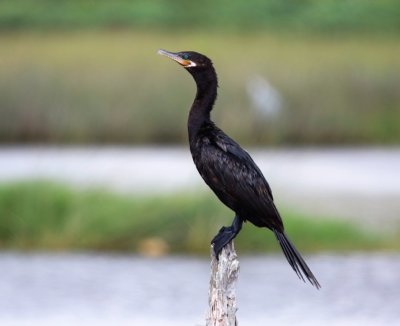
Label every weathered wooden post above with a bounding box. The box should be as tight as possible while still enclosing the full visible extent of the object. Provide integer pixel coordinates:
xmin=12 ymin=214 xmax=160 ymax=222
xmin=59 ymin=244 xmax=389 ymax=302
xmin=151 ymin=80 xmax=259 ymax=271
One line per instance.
xmin=206 ymin=241 xmax=240 ymax=326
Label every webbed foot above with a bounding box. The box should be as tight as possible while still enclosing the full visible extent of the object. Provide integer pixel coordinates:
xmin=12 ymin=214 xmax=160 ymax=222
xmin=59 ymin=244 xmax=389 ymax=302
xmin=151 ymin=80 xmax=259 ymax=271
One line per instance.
xmin=210 ymin=215 xmax=243 ymax=258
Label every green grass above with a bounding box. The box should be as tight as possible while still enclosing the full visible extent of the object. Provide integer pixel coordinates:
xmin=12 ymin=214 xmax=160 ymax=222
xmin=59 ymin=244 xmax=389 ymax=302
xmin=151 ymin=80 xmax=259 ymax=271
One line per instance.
xmin=0 ymin=30 xmax=399 ymax=145
xmin=1 ymin=0 xmax=400 ymax=33
xmin=0 ymin=181 xmax=397 ymax=254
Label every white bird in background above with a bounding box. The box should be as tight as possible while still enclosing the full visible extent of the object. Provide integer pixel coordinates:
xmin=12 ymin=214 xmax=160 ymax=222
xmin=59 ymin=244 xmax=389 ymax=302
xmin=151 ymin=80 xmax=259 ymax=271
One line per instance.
xmin=246 ymin=75 xmax=283 ymax=119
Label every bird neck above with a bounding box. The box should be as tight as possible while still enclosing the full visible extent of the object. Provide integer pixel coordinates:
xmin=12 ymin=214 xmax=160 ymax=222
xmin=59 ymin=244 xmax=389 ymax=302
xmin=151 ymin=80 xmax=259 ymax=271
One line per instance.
xmin=188 ymin=68 xmax=218 ymax=141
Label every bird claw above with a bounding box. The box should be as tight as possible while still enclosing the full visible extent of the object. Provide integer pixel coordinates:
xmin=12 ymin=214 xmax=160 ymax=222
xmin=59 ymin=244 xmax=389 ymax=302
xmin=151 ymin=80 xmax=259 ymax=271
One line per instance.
xmin=211 ymin=227 xmax=234 ymax=258
xmin=211 ymin=226 xmax=227 ymax=244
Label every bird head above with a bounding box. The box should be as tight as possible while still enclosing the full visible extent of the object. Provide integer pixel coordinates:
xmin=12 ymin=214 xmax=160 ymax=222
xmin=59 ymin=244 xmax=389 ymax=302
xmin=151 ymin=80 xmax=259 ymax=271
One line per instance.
xmin=158 ymin=49 xmax=212 ymax=71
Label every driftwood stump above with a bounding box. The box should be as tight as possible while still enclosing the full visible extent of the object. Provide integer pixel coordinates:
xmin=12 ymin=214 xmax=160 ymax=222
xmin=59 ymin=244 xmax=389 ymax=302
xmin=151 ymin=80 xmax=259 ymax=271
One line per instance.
xmin=206 ymin=241 xmax=240 ymax=326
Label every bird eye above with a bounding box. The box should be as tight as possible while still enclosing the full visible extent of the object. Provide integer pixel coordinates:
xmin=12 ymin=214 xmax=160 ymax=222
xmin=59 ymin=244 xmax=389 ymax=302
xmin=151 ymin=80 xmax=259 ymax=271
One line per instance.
xmin=182 ymin=54 xmax=189 ymax=60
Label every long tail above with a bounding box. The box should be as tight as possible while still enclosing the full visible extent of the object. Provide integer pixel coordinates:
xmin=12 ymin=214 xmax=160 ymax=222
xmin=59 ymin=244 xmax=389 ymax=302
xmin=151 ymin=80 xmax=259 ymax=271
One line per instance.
xmin=273 ymin=229 xmax=321 ymax=289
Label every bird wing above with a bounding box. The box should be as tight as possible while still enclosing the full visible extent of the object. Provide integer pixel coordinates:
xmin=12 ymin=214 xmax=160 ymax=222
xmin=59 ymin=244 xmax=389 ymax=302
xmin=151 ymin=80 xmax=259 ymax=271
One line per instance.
xmin=196 ymin=127 xmax=282 ymax=229
xmin=216 ymin=133 xmax=273 ymax=199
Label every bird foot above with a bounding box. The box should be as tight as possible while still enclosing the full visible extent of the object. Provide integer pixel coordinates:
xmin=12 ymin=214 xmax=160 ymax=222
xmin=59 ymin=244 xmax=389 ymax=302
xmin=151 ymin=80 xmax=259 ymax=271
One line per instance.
xmin=211 ymin=226 xmax=235 ymax=258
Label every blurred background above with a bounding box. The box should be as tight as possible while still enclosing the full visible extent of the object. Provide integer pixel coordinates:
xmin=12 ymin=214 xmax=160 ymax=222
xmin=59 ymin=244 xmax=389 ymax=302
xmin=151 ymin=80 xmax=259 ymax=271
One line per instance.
xmin=0 ymin=1 xmax=399 ymax=325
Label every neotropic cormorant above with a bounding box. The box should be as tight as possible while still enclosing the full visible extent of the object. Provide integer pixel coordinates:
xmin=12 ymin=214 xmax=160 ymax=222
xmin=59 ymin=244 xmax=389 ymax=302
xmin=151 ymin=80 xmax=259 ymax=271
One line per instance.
xmin=158 ymin=49 xmax=320 ymax=289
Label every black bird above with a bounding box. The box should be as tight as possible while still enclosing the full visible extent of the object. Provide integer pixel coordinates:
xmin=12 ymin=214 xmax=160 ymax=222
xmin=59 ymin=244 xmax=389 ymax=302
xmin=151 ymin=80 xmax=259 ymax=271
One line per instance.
xmin=158 ymin=49 xmax=320 ymax=289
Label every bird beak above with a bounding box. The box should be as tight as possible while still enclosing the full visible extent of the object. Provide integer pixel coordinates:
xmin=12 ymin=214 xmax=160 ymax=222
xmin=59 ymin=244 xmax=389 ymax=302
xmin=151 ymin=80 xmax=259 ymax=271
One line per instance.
xmin=158 ymin=49 xmax=192 ymax=67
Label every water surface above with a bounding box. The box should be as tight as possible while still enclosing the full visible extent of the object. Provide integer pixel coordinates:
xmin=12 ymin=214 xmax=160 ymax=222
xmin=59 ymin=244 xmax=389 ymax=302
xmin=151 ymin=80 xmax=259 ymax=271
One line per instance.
xmin=0 ymin=253 xmax=399 ymax=326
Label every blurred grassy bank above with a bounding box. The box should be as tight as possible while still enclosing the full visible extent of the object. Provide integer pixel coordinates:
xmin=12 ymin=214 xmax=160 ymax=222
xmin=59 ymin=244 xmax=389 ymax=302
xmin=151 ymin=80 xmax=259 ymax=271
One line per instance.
xmin=1 ymin=0 xmax=399 ymax=33
xmin=0 ymin=182 xmax=398 ymax=254
xmin=0 ymin=31 xmax=399 ymax=145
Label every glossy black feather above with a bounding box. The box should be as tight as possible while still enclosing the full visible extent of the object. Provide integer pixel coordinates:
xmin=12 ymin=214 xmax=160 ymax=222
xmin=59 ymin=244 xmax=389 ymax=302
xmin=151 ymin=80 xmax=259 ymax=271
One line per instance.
xmin=191 ymin=121 xmax=282 ymax=230
xmin=274 ymin=230 xmax=321 ymax=289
